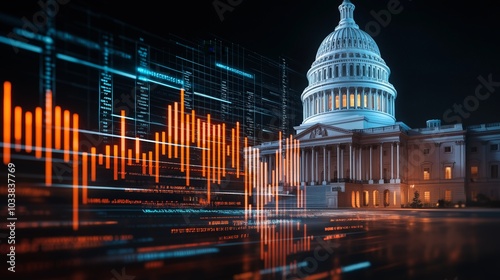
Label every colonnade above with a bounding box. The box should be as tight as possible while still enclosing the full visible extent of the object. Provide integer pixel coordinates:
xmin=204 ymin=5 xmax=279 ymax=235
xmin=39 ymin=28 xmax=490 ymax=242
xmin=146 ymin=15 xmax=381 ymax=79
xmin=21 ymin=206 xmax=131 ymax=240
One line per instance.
xmin=303 ymin=87 xmax=395 ymax=119
xmin=260 ymin=142 xmax=401 ymax=186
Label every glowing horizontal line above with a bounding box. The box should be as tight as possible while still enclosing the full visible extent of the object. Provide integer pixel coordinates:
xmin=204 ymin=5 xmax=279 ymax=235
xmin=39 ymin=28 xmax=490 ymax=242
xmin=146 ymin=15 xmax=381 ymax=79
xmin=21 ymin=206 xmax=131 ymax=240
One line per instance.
xmin=341 ymin=261 xmax=371 ymax=273
xmin=138 ymin=76 xmax=182 ymax=90
xmin=193 ymin=91 xmax=231 ymax=104
xmin=56 ymin=53 xmax=136 ymax=79
xmin=260 ymin=261 xmax=308 ymax=275
xmin=137 ymin=247 xmax=219 ymax=261
xmin=0 ymin=36 xmax=42 ymax=53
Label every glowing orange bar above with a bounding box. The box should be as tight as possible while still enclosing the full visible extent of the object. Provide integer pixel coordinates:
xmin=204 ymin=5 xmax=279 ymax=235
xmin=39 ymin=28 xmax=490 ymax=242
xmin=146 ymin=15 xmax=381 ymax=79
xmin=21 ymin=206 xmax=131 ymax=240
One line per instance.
xmin=35 ymin=107 xmax=43 ymax=159
xmin=98 ymin=153 xmax=103 ymax=165
xmin=236 ymin=122 xmax=240 ymax=178
xmin=120 ymin=110 xmax=126 ymax=179
xmin=45 ymin=91 xmax=53 ymax=186
xmin=161 ymin=131 xmax=165 ymax=155
xmin=135 ymin=137 xmax=140 ymax=163
xmin=3 ymin=81 xmax=11 ymax=164
xmin=155 ymin=132 xmax=159 ymax=183
xmin=231 ymin=128 xmax=235 ymax=168
xmin=186 ymin=114 xmax=190 ymax=186
xmin=54 ymin=106 xmax=61 ymax=149
xmin=149 ymin=151 xmax=153 ymax=176
xmin=222 ymin=123 xmax=226 ymax=176
xmin=142 ymin=153 xmax=146 ymax=174
xmin=113 ymin=145 xmax=118 ymax=180
xmin=25 ymin=111 xmax=32 ymax=153
xmin=191 ymin=110 xmax=195 ymax=143
xmin=202 ymin=122 xmax=206 ymax=177
xmin=217 ymin=124 xmax=221 ymax=184
xmin=174 ymin=102 xmax=178 ymax=158
xmin=128 ymin=149 xmax=132 ymax=165
xmin=285 ymin=137 xmax=289 ymax=185
xmin=180 ymin=89 xmax=185 ymax=170
xmin=168 ymin=105 xmax=172 ymax=158
xmin=72 ymin=113 xmax=79 ymax=231
xmin=91 ymin=147 xmax=96 ymax=181
xmin=82 ymin=152 xmax=88 ymax=204
xmin=105 ymin=145 xmax=110 ymax=169
xmin=63 ymin=110 xmax=70 ymax=162
xmin=278 ymin=131 xmax=282 ymax=183
xmin=244 ymin=138 xmax=248 ymax=220
xmin=14 ymin=106 xmax=22 ymax=152
xmin=207 ymin=115 xmax=211 ymax=181
xmin=244 ymin=137 xmax=248 ymax=220
xmin=196 ymin=118 xmax=201 ymax=147
xmin=212 ymin=124 xmax=216 ymax=183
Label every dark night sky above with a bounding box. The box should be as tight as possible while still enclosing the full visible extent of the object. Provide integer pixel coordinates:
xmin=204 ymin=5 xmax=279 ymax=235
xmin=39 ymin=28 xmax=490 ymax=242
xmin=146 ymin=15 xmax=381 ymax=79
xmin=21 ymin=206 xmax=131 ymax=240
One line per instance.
xmin=3 ymin=0 xmax=500 ymax=129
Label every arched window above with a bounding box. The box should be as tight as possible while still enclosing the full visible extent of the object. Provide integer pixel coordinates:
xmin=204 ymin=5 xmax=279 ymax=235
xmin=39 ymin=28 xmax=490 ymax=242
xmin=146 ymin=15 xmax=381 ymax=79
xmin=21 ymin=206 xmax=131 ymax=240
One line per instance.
xmin=384 ymin=189 xmax=390 ymax=207
xmin=373 ymin=190 xmax=379 ymax=206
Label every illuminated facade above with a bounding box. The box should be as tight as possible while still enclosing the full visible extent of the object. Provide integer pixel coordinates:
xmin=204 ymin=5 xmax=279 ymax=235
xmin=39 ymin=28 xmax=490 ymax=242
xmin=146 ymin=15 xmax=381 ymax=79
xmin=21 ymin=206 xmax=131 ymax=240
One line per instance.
xmin=255 ymin=0 xmax=500 ymax=208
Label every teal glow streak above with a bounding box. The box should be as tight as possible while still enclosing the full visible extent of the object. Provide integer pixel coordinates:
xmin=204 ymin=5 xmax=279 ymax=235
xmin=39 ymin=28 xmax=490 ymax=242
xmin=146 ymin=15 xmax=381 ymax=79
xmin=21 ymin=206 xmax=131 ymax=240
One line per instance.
xmin=13 ymin=28 xmax=53 ymax=44
xmin=56 ymin=53 xmax=136 ymax=79
xmin=193 ymin=91 xmax=232 ymax=104
xmin=260 ymin=261 xmax=308 ymax=275
xmin=341 ymin=261 xmax=371 ymax=273
xmin=137 ymin=76 xmax=181 ymax=90
xmin=215 ymin=62 xmax=254 ymax=79
xmin=0 ymin=36 xmax=42 ymax=53
xmin=137 ymin=67 xmax=183 ymax=85
xmin=137 ymin=247 xmax=219 ymax=262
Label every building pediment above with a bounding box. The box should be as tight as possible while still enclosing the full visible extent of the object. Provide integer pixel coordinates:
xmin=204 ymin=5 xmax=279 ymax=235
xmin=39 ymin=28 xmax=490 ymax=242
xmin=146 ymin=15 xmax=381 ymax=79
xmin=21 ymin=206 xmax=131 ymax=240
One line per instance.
xmin=295 ymin=123 xmax=353 ymax=141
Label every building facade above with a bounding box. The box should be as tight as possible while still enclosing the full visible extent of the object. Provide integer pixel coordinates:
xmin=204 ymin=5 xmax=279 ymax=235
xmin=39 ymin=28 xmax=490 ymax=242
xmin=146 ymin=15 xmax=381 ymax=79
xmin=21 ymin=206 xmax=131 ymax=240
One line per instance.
xmin=255 ymin=0 xmax=500 ymax=208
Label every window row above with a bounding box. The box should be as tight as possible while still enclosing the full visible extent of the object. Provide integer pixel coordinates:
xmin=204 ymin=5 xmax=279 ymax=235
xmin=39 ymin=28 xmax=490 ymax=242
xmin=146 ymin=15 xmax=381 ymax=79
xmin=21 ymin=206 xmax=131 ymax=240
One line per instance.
xmin=303 ymin=89 xmax=395 ymax=118
xmin=470 ymin=164 xmax=499 ymax=179
xmin=470 ymin=143 xmax=499 ymax=153
xmin=308 ymin=63 xmax=388 ymax=84
xmin=422 ymin=166 xmax=453 ymax=180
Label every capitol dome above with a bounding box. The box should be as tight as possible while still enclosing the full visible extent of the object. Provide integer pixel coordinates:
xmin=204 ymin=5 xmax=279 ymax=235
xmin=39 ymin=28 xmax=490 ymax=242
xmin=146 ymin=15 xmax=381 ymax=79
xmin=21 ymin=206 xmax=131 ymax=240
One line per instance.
xmin=299 ymin=0 xmax=397 ymax=131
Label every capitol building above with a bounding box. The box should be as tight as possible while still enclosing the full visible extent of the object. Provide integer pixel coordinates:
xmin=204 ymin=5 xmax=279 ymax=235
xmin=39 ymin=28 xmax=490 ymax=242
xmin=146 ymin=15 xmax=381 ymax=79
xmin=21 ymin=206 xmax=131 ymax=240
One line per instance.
xmin=256 ymin=0 xmax=500 ymax=208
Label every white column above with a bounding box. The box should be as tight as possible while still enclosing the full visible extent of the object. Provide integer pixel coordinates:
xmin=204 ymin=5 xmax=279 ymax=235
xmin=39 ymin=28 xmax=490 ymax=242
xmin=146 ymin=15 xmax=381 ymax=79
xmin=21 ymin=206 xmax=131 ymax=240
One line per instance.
xmin=310 ymin=148 xmax=315 ymax=184
xmin=396 ymin=142 xmax=400 ymax=183
xmin=328 ymin=149 xmax=331 ymax=182
xmin=340 ymin=146 xmax=344 ymax=180
xmin=349 ymin=144 xmax=353 ymax=180
xmin=301 ymin=149 xmax=305 ymax=184
xmin=323 ymin=146 xmax=327 ymax=184
xmin=336 ymin=144 xmax=340 ymax=181
xmin=305 ymin=149 xmax=309 ymax=183
xmin=358 ymin=146 xmax=362 ymax=181
xmin=390 ymin=142 xmax=394 ymax=183
xmin=369 ymin=145 xmax=373 ymax=184
xmin=379 ymin=143 xmax=384 ymax=184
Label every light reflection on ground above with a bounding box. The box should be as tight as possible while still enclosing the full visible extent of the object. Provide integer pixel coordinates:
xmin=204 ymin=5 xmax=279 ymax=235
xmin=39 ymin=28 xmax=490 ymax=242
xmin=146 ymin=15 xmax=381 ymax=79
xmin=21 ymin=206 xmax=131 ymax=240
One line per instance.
xmin=3 ymin=206 xmax=500 ymax=280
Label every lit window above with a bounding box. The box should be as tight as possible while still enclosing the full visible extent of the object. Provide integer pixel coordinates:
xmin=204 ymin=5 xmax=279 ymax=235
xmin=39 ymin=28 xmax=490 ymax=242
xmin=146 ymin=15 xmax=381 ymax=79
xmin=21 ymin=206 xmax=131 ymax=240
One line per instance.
xmin=445 ymin=167 xmax=452 ymax=179
xmin=342 ymin=93 xmax=347 ymax=108
xmin=423 ymin=168 xmax=430 ymax=180
xmin=363 ymin=191 xmax=369 ymax=206
xmin=357 ymin=93 xmax=361 ymax=107
xmin=350 ymin=93 xmax=355 ymax=107
xmin=492 ymin=164 xmax=499 ymax=179
xmin=364 ymin=94 xmax=368 ymax=108
xmin=444 ymin=146 xmax=452 ymax=153
xmin=471 ymin=166 xmax=478 ymax=179
xmin=373 ymin=190 xmax=379 ymax=206
xmin=424 ymin=191 xmax=430 ymax=204
xmin=445 ymin=190 xmax=452 ymax=202
xmin=335 ymin=95 xmax=339 ymax=109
